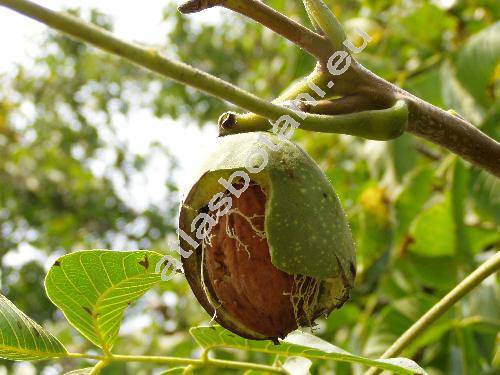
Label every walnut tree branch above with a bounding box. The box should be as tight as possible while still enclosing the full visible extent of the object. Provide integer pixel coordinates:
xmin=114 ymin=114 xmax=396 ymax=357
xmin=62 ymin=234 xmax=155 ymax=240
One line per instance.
xmin=2 ymin=0 xmax=498 ymax=176
xmin=354 ymin=65 xmax=500 ymax=177
xmin=178 ymin=0 xmax=331 ymax=61
xmin=179 ymin=0 xmax=500 ymax=176
xmin=219 ymin=59 xmax=500 ymax=176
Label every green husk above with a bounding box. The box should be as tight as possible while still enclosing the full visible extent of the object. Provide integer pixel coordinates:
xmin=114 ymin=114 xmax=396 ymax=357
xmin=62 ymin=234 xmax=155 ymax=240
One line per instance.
xmin=182 ymin=131 xmax=355 ymax=280
xmin=179 ymin=131 xmax=356 ymax=340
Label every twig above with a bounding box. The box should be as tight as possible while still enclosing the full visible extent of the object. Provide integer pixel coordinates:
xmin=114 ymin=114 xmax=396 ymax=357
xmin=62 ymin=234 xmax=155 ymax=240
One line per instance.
xmin=89 ymin=360 xmax=109 ymax=375
xmin=178 ymin=0 xmax=331 ymax=60
xmin=0 ymin=0 xmax=409 ymax=141
xmin=110 ymin=354 xmax=286 ymax=373
xmin=366 ymin=251 xmax=500 ymax=375
xmin=219 ymin=100 xmax=409 ymax=140
xmin=178 ymin=0 xmax=224 ymax=13
xmin=302 ymin=0 xmax=346 ymax=51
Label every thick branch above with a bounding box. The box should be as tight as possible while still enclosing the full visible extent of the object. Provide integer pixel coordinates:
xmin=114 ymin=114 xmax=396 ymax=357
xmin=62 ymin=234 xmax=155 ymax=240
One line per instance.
xmin=179 ymin=0 xmax=331 ymax=60
xmin=354 ymin=65 xmax=500 ymax=177
xmin=366 ymin=252 xmax=500 ymax=375
xmin=406 ymin=97 xmax=500 ymax=176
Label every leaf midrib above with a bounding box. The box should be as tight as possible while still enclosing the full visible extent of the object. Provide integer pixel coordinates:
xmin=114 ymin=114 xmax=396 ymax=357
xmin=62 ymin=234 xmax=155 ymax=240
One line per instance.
xmin=52 ymin=252 xmax=159 ymax=350
xmin=0 ymin=343 xmax=65 ymax=358
xmin=93 ymin=271 xmax=160 ymax=349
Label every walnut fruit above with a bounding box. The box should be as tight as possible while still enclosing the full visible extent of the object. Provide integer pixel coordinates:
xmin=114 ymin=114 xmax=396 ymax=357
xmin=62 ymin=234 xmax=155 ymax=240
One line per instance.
xmin=179 ymin=132 xmax=356 ymax=340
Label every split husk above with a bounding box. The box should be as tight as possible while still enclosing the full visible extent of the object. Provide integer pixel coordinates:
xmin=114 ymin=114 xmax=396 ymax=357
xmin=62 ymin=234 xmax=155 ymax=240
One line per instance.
xmin=179 ymin=132 xmax=356 ymax=340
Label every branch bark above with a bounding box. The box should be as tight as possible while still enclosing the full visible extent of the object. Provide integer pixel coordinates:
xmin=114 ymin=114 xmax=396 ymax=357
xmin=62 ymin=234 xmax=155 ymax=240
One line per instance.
xmin=354 ymin=65 xmax=500 ymax=177
xmin=223 ymin=61 xmax=500 ymax=176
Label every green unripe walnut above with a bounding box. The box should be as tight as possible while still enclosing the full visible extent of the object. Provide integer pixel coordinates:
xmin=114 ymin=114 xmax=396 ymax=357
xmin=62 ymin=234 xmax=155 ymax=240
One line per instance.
xmin=179 ymin=132 xmax=356 ymax=340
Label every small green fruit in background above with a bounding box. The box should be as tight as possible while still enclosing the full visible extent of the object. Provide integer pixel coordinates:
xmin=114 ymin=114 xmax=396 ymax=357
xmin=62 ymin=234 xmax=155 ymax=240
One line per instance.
xmin=179 ymin=132 xmax=356 ymax=340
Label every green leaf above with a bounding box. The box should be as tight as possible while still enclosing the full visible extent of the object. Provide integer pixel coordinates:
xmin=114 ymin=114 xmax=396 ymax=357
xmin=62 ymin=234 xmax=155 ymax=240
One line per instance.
xmin=466 ymin=225 xmax=500 ymax=255
xmin=469 ymin=168 xmax=500 ymax=225
xmin=404 ymin=68 xmax=444 ymax=108
xmin=365 ymin=294 xmax=452 ymax=358
xmin=400 ymin=254 xmax=457 ymax=291
xmin=399 ymin=3 xmax=456 ymax=47
xmin=458 ymin=327 xmax=482 ymax=374
xmin=441 ymin=61 xmax=484 ymax=125
xmin=190 ymin=326 xmax=427 ymax=374
xmin=480 ymin=100 xmax=500 ymax=139
xmin=64 ymin=368 xmax=93 ymax=375
xmin=456 ymin=23 xmax=500 ymax=107
xmin=45 ymin=250 xmax=163 ymax=351
xmin=390 ymin=134 xmax=419 ymax=181
xmin=394 ymin=166 xmax=434 ymax=245
xmin=245 ymin=356 xmax=312 ymax=374
xmin=408 ymin=194 xmax=456 ymax=257
xmin=0 ymin=294 xmax=67 ymax=360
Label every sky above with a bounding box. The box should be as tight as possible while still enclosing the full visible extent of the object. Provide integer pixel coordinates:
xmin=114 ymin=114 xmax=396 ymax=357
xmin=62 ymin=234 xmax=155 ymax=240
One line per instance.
xmin=0 ymin=0 xmax=221 ymax=207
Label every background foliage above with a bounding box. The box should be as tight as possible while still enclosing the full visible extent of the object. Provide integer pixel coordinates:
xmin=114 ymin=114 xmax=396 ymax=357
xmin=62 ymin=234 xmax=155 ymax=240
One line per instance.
xmin=0 ymin=0 xmax=498 ymax=374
